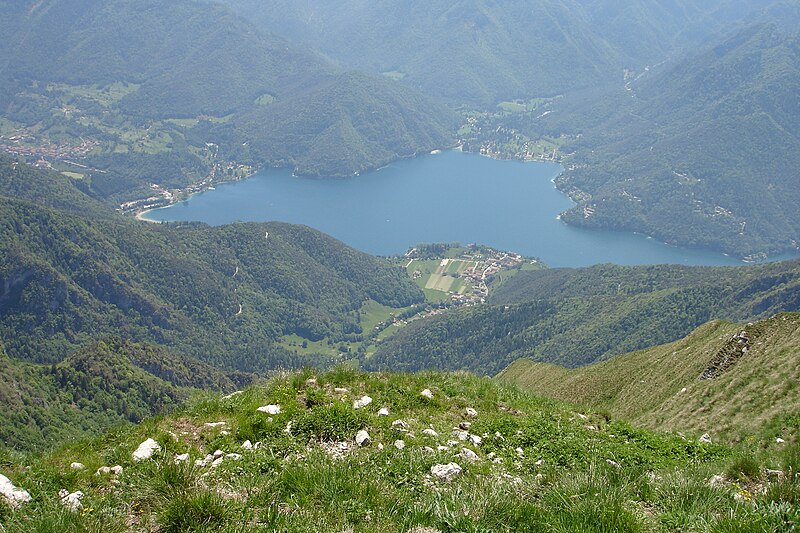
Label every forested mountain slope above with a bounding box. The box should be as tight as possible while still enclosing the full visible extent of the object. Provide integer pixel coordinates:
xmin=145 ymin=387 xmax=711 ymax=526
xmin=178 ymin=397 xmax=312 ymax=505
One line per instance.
xmin=548 ymin=24 xmax=800 ymax=259
xmin=0 ymin=0 xmax=457 ymax=200
xmin=217 ymin=0 xmax=780 ymax=105
xmin=366 ymin=261 xmax=800 ymax=375
xmin=498 ymin=313 xmax=800 ymax=438
xmin=0 ymin=338 xmax=245 ymax=451
xmin=0 ymin=160 xmax=423 ymax=370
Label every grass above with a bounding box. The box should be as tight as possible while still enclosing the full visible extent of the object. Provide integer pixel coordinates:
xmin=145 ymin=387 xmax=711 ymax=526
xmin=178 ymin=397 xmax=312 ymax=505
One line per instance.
xmin=1 ymin=368 xmax=796 ymax=531
xmin=497 ymin=313 xmax=800 ymax=440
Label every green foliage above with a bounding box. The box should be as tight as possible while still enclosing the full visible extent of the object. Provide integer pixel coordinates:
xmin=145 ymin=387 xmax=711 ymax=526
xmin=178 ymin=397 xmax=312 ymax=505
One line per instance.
xmin=369 ymin=260 xmax=800 ymax=373
xmin=498 ymin=313 xmax=800 ymax=439
xmin=0 ymin=0 xmax=457 ymax=199
xmin=0 ymin=187 xmax=422 ymax=369
xmin=294 ymin=402 xmax=369 ymax=442
xmin=549 ymin=24 xmax=800 ymax=258
xmin=2 ymin=368 xmax=796 ymax=531
xmin=0 ymin=338 xmax=241 ymax=452
xmin=158 ymin=490 xmax=234 ymax=533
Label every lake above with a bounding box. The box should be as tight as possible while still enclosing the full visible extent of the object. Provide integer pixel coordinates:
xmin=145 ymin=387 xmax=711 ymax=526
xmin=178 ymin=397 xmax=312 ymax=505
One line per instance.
xmin=143 ymin=151 xmax=760 ymax=267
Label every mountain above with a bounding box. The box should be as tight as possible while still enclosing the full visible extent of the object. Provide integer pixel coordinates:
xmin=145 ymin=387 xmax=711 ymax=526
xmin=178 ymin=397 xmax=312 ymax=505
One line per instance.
xmin=498 ymin=313 xmax=800 ymax=439
xmin=365 ymin=260 xmax=800 ymax=375
xmin=0 ymin=338 xmax=245 ymax=451
xmin=215 ymin=0 xmax=781 ymax=105
xmin=0 ymin=159 xmax=423 ymax=370
xmin=211 ymin=71 xmax=459 ymax=177
xmin=547 ymin=24 xmax=800 ymax=259
xmin=4 ymin=367 xmax=795 ymax=531
xmin=0 ymin=0 xmax=457 ymax=201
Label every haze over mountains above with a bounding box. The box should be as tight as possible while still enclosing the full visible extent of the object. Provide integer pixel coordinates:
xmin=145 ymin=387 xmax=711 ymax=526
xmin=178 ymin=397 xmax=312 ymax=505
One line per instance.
xmin=1 ymin=2 xmax=799 ymax=528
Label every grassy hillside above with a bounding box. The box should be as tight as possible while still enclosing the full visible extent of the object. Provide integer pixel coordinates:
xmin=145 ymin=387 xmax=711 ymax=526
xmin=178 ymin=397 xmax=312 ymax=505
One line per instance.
xmin=0 ymin=338 xmax=245 ymax=452
xmin=367 ymin=261 xmax=800 ymax=374
xmin=1 ymin=367 xmax=796 ymax=531
xmin=549 ymin=24 xmax=800 ymax=259
xmin=498 ymin=313 xmax=800 ymax=440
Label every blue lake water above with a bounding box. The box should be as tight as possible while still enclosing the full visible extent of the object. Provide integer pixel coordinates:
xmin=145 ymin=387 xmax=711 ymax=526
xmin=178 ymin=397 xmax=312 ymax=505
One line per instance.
xmin=144 ymin=151 xmax=767 ymax=267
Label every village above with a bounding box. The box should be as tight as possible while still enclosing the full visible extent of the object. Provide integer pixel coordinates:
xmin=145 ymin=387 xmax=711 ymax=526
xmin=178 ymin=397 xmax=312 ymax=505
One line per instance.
xmin=406 ymin=244 xmax=538 ymax=306
xmin=0 ymin=134 xmax=100 ymax=169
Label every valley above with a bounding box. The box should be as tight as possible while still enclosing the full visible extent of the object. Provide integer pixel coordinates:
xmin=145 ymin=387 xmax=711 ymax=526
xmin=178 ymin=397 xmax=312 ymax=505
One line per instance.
xmin=1 ymin=0 xmax=799 ymax=530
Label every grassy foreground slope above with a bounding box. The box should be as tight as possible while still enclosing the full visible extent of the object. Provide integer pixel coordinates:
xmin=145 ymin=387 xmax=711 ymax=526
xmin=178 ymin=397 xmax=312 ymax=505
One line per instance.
xmin=1 ymin=368 xmax=797 ymax=531
xmin=498 ymin=313 xmax=800 ymax=439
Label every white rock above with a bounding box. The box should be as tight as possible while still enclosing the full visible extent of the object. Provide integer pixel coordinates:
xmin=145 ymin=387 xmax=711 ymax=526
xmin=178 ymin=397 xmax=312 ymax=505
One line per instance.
xmin=708 ymin=474 xmax=725 ymax=486
xmin=0 ymin=474 xmax=31 ymax=508
xmin=59 ymin=489 xmax=84 ymax=512
xmin=394 ymin=440 xmax=406 ymax=450
xmin=493 ymin=457 xmax=503 ymax=464
xmin=110 ymin=465 xmax=123 ymax=475
xmin=606 ymin=459 xmax=621 ymax=468
xmin=194 ymin=459 xmax=209 ymax=468
xmin=460 ymin=448 xmax=479 ymax=462
xmin=220 ymin=430 xmax=230 ymax=436
xmin=465 ymin=407 xmax=478 ymax=418
xmin=422 ymin=446 xmax=436 ymax=454
xmin=353 ymin=395 xmax=373 ymax=409
xmin=305 ymin=378 xmax=317 ymax=387
xmin=494 ymin=431 xmax=505 ymax=441
xmin=225 ymin=453 xmax=242 ymax=461
xmin=392 ymin=419 xmax=410 ymax=431
xmin=452 ymin=430 xmax=470 ymax=441
xmin=256 ymin=404 xmax=281 ymax=415
xmin=70 ymin=462 xmax=85 ymax=470
xmin=535 ymin=473 xmax=544 ymax=482
xmin=241 ymin=440 xmax=253 ymax=450
xmin=437 ymin=445 xmax=450 ymax=452
xmin=431 ymin=463 xmax=462 ymax=481
xmin=377 ymin=443 xmax=384 ymax=450
xmin=469 ymin=434 xmax=482 ymax=446
xmin=458 ymin=422 xmax=472 ymax=430
xmin=96 ymin=466 xmax=111 ymax=475
xmin=175 ymin=453 xmax=190 ymax=463
xmin=378 ymin=407 xmax=390 ymax=416
xmin=699 ymin=433 xmax=713 ymax=444
xmin=535 ymin=459 xmax=544 ymax=466
xmin=355 ymin=430 xmax=371 ymax=447
xmin=422 ymin=428 xmax=439 ymax=438
xmin=213 ymin=449 xmax=224 ymax=459
xmin=446 ymin=440 xmax=460 ymax=447
xmin=777 ymin=438 xmax=786 ymax=444
xmin=203 ymin=422 xmax=226 ymax=428
xmin=515 ymin=447 xmax=525 ymax=458
xmin=334 ymin=387 xmax=349 ymax=394
xmin=211 ymin=457 xmax=224 ymax=468
xmin=679 ymin=387 xmax=688 ymax=394
xmin=420 ymin=389 xmax=434 ymax=400
xmin=132 ymin=438 xmax=161 ymax=461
